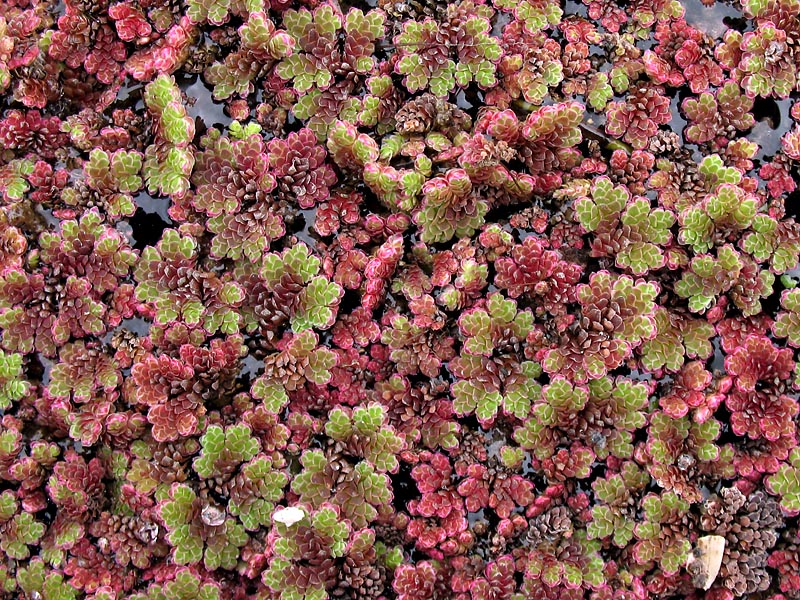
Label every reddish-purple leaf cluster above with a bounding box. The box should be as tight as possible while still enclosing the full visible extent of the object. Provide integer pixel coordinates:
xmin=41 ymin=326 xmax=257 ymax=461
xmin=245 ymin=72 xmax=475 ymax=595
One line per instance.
xmin=3 ymin=0 xmax=800 ymax=598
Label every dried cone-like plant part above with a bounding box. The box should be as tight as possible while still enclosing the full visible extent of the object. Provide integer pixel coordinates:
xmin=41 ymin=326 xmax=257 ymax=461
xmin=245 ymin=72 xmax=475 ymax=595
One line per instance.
xmin=686 ymin=535 xmax=725 ymax=590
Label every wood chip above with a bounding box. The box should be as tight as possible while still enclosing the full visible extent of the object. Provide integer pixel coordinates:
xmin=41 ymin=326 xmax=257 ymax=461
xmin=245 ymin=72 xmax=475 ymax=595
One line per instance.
xmin=686 ymin=535 xmax=726 ymax=591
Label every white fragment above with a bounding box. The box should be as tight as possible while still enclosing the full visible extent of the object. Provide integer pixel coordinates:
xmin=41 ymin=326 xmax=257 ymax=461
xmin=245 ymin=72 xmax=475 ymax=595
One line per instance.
xmin=274 ymin=506 xmax=306 ymax=526
xmin=686 ymin=535 xmax=726 ymax=591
